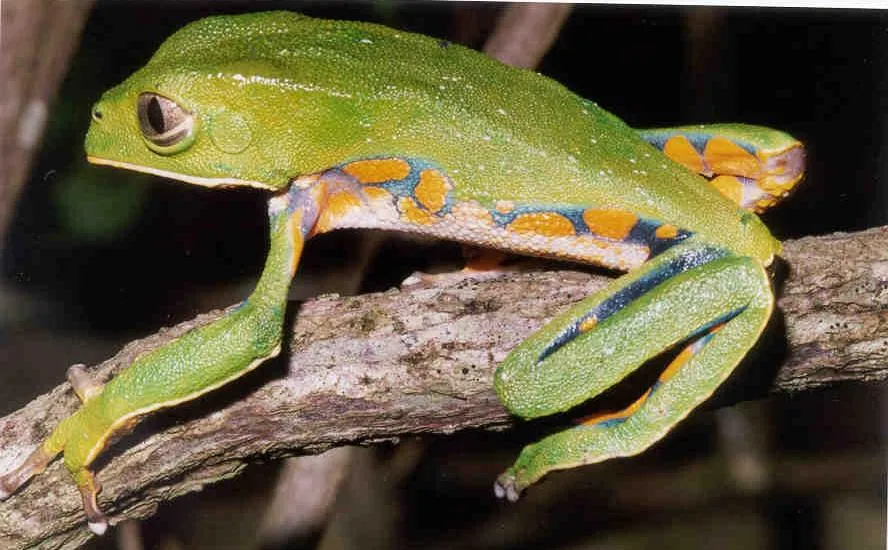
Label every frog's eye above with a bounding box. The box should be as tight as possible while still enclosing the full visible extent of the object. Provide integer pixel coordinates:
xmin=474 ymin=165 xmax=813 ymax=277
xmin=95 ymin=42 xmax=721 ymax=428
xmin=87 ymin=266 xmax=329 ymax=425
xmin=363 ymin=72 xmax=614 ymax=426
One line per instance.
xmin=137 ymin=93 xmax=195 ymax=154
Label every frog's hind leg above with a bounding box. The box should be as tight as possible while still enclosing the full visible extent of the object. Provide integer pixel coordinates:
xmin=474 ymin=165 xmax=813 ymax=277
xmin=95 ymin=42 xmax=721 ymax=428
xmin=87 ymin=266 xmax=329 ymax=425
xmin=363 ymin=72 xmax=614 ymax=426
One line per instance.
xmin=637 ymin=124 xmax=804 ymax=213
xmin=493 ymin=242 xmax=773 ymax=500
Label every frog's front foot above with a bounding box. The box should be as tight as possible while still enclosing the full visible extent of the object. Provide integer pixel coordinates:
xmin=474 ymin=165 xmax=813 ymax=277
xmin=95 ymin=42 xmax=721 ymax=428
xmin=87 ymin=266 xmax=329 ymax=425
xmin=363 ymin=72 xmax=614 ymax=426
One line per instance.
xmin=0 ymin=410 xmax=111 ymax=534
xmin=0 ymin=445 xmax=55 ymax=501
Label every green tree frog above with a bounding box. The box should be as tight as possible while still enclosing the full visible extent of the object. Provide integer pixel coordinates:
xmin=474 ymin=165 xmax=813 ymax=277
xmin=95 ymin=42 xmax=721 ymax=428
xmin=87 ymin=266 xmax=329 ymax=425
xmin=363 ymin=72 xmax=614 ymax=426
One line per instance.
xmin=0 ymin=12 xmax=803 ymax=534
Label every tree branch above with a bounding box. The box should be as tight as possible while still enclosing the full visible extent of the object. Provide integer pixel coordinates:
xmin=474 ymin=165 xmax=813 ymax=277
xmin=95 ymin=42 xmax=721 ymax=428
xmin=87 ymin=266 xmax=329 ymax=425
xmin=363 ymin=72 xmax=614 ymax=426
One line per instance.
xmin=483 ymin=3 xmax=573 ymax=68
xmin=1 ymin=226 xmax=886 ymax=548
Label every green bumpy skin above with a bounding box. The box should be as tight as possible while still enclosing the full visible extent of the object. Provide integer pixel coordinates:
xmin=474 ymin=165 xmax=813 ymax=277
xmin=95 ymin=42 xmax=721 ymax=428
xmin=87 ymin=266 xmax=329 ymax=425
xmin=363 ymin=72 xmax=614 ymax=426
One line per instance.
xmin=0 ymin=11 xmax=803 ymax=533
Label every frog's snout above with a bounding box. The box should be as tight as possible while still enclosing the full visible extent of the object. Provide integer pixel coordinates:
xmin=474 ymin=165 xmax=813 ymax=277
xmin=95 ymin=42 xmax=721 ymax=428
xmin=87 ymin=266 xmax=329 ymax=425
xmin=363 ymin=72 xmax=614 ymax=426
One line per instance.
xmin=91 ymin=103 xmax=104 ymax=123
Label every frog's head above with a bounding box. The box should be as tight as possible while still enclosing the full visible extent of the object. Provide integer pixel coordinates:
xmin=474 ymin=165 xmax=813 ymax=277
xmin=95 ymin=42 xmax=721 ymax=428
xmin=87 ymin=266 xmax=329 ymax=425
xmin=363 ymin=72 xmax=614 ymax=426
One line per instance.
xmin=85 ymin=12 xmax=331 ymax=191
xmin=85 ymin=66 xmax=300 ymax=192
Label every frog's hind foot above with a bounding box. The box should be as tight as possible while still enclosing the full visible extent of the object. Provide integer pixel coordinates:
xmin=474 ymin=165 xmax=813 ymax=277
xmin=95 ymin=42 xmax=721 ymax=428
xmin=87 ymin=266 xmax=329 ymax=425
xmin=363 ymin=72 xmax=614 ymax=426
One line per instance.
xmin=493 ymin=473 xmax=521 ymax=502
xmin=75 ymin=469 xmax=109 ymax=535
xmin=494 ymin=244 xmax=775 ymax=497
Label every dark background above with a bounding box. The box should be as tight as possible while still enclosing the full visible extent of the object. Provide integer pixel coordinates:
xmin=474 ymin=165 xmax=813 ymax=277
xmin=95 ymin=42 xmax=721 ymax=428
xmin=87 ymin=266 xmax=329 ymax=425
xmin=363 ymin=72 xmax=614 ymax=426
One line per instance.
xmin=2 ymin=2 xmax=885 ymax=549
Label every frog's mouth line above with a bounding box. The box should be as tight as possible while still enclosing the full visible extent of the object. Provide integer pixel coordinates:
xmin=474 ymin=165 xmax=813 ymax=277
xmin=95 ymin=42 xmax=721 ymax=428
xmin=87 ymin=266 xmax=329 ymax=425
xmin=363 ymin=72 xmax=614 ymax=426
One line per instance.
xmin=86 ymin=156 xmax=277 ymax=190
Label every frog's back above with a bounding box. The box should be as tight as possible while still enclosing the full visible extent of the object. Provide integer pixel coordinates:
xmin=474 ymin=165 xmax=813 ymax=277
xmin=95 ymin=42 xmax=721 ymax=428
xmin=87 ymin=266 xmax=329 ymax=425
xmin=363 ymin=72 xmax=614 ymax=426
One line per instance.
xmin=153 ymin=12 xmax=774 ymax=263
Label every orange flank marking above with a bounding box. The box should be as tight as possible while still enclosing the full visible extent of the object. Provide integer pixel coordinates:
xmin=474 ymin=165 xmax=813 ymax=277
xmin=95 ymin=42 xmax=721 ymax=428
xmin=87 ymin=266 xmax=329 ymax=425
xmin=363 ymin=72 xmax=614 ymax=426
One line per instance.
xmin=289 ymin=209 xmax=306 ymax=276
xmin=507 ymin=212 xmax=576 ymax=237
xmin=710 ymin=175 xmax=745 ymax=207
xmin=663 ymin=135 xmax=705 ymax=174
xmin=654 ymin=224 xmax=679 ymax=240
xmin=398 ymin=197 xmax=436 ymax=225
xmin=578 ymin=316 xmax=598 ymax=333
xmin=362 ymin=186 xmax=393 ymax=201
xmin=581 ymin=388 xmax=652 ymax=426
xmin=703 ymin=137 xmax=761 ymax=178
xmin=660 ymin=324 xmax=724 ymax=383
xmin=414 ymin=169 xmax=451 ymax=213
xmin=659 ymin=343 xmax=697 ymax=384
xmin=315 ymin=190 xmax=362 ymax=233
xmin=464 ymin=248 xmax=509 ymax=271
xmin=342 ymin=158 xmax=411 ymax=184
xmin=582 ymin=209 xmax=638 ymax=241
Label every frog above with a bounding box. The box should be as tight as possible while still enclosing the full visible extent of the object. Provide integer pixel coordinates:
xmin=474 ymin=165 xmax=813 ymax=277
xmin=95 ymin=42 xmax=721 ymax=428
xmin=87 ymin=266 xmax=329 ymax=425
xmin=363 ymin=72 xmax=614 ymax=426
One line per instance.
xmin=0 ymin=11 xmax=803 ymax=534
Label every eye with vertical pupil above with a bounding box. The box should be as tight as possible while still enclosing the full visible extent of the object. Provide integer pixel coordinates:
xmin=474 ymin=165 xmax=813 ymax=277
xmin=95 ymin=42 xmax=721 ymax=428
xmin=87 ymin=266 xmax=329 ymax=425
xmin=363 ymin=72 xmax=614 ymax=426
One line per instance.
xmin=137 ymin=92 xmax=195 ymax=153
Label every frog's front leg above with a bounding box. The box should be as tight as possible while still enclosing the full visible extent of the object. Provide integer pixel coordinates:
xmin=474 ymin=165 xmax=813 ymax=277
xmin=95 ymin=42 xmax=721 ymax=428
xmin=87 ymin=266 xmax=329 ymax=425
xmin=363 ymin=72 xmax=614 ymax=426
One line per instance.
xmin=0 ymin=179 xmax=326 ymax=534
xmin=493 ymin=241 xmax=773 ymax=500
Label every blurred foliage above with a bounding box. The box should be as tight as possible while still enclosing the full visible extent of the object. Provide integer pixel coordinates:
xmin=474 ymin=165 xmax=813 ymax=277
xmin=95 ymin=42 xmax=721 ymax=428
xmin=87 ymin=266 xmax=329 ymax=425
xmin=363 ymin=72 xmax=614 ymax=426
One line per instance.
xmin=53 ymin=166 xmax=149 ymax=243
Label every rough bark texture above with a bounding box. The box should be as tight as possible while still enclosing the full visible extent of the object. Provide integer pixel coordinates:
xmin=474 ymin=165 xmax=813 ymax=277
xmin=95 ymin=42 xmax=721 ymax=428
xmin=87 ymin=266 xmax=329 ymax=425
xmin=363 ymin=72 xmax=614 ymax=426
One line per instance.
xmin=0 ymin=226 xmax=885 ymax=548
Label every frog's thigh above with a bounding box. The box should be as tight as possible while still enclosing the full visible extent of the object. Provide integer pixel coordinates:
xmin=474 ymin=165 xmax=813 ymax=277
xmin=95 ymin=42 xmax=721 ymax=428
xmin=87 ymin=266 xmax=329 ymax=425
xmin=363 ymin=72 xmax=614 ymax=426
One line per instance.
xmin=494 ymin=251 xmax=773 ymax=499
xmin=637 ymin=125 xmax=804 ymax=213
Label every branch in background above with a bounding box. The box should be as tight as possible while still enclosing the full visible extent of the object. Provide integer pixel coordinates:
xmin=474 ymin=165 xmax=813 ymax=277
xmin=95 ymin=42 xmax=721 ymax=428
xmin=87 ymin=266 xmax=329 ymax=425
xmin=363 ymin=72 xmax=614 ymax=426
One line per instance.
xmin=483 ymin=3 xmax=573 ymax=68
xmin=0 ymin=226 xmax=885 ymax=548
xmin=0 ymin=0 xmax=94 ymax=245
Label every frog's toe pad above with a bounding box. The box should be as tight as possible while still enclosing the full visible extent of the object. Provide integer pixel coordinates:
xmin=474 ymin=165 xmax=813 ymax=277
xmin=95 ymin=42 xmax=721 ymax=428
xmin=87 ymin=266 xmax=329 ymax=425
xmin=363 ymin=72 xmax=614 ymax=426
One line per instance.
xmin=493 ymin=475 xmax=522 ymax=502
xmin=78 ymin=474 xmax=110 ymax=535
xmin=88 ymin=519 xmax=108 ymax=536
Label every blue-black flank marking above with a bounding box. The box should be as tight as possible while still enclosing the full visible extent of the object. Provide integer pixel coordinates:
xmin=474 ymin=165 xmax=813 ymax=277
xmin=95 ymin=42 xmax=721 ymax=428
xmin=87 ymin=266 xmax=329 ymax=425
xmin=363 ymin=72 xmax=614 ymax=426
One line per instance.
xmin=590 ymin=304 xmax=745 ymax=429
xmin=537 ymin=246 xmax=729 ymax=363
xmin=638 ymin=130 xmax=758 ymax=157
xmin=334 ymin=157 xmax=455 ymax=216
